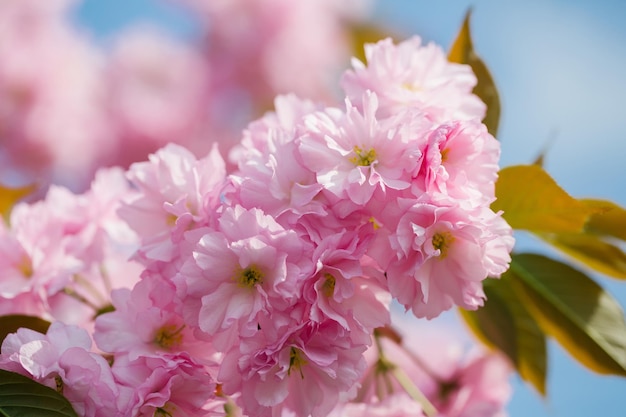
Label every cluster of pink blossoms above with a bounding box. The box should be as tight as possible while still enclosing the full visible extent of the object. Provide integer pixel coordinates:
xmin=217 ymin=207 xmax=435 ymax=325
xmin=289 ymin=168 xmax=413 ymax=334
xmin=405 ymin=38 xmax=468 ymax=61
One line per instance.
xmin=1 ymin=35 xmax=514 ymax=417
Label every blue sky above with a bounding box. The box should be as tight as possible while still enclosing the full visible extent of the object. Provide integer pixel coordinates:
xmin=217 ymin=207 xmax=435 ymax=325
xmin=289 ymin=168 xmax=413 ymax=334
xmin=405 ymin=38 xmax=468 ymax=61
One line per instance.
xmin=74 ymin=1 xmax=626 ymax=416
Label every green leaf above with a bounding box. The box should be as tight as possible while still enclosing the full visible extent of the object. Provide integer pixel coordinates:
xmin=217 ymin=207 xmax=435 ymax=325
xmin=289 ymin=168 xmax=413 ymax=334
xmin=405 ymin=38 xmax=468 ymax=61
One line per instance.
xmin=460 ymin=277 xmax=547 ymax=395
xmin=537 ymin=232 xmax=626 ymax=279
xmin=0 ymin=315 xmax=51 ymax=344
xmin=0 ymin=369 xmax=78 ymax=417
xmin=448 ymin=9 xmax=501 ymax=137
xmin=493 ymin=165 xmax=595 ymax=232
xmin=510 ymin=253 xmax=626 ymax=376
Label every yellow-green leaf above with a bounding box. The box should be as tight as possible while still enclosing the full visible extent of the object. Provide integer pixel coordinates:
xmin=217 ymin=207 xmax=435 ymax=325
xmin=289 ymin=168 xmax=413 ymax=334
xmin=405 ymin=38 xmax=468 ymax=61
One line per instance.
xmin=460 ymin=277 xmax=547 ymax=395
xmin=349 ymin=23 xmax=396 ymax=64
xmin=448 ymin=9 xmax=500 ymax=137
xmin=538 ymin=232 xmax=626 ymax=279
xmin=0 ymin=183 xmax=35 ymax=219
xmin=510 ymin=253 xmax=626 ymax=376
xmin=582 ymin=199 xmax=626 ymax=241
xmin=493 ymin=165 xmax=595 ymax=232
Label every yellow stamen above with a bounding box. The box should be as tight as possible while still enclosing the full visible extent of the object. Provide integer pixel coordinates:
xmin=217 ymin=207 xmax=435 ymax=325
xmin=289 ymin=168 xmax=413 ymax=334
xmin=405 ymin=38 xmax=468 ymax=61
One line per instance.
xmin=154 ymin=324 xmax=185 ymax=349
xmin=441 ymin=148 xmax=450 ymax=163
xmin=402 ymin=82 xmax=422 ymax=92
xmin=322 ymin=273 xmax=336 ymax=297
xmin=431 ymin=231 xmax=455 ymax=259
xmin=18 ymin=254 xmax=33 ymax=278
xmin=288 ymin=347 xmax=307 ymax=379
xmin=349 ymin=146 xmax=377 ymax=166
xmin=235 ymin=265 xmax=264 ymax=288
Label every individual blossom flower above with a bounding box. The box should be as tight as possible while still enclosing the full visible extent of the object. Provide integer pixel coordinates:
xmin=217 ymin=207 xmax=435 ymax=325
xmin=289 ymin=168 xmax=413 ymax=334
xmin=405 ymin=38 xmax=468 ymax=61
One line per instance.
xmin=341 ymin=36 xmax=486 ymax=122
xmin=219 ymin=314 xmax=367 ymax=417
xmin=413 ymin=120 xmax=500 ymax=207
xmin=302 ymin=230 xmax=391 ymax=342
xmin=298 ymin=91 xmax=427 ymax=206
xmin=179 ymin=205 xmax=312 ymax=344
xmin=230 ymin=93 xmax=321 ymax=164
xmin=112 ymin=353 xmax=216 ymax=417
xmin=94 ymin=276 xmax=214 ymax=364
xmin=119 ymin=143 xmax=226 ymax=263
xmin=0 ymin=322 xmax=122 ymax=417
xmin=233 ymin=128 xmax=326 ymax=225
xmin=386 ymin=200 xmax=513 ymax=319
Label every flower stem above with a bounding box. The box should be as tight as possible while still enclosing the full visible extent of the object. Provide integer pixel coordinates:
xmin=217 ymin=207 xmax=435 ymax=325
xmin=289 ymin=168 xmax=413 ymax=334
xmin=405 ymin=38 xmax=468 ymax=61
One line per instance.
xmin=392 ymin=366 xmax=438 ymax=417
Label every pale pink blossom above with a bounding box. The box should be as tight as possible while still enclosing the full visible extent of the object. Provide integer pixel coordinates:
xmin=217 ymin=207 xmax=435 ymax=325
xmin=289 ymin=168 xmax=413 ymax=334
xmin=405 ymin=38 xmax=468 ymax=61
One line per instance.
xmin=0 ymin=322 xmax=122 ymax=417
xmin=220 ymin=316 xmax=366 ymax=417
xmin=386 ymin=201 xmax=512 ymax=318
xmin=120 ymin=143 xmax=226 ymax=263
xmin=0 ymin=168 xmax=141 ymax=325
xmin=414 ymin=120 xmax=500 ymax=207
xmin=180 ymin=205 xmax=311 ymax=342
xmin=112 ymin=353 xmax=216 ymax=417
xmin=298 ymin=92 xmax=427 ymax=206
xmin=230 ymin=93 xmax=321 ymax=164
xmin=234 ymin=128 xmax=325 ymax=224
xmin=341 ymin=36 xmax=486 ymax=122
xmin=94 ymin=276 xmax=214 ymax=364
xmin=303 ymin=230 xmax=391 ymax=340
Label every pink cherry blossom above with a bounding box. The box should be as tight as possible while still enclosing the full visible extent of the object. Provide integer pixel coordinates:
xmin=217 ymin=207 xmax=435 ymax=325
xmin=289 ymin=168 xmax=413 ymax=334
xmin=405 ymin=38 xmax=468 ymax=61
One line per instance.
xmin=0 ymin=322 xmax=122 ymax=417
xmin=220 ymin=315 xmax=366 ymax=417
xmin=120 ymin=143 xmax=226 ymax=263
xmin=94 ymin=276 xmax=214 ymax=364
xmin=298 ymin=92 xmax=427 ymax=206
xmin=112 ymin=353 xmax=216 ymax=417
xmin=414 ymin=120 xmax=500 ymax=207
xmin=386 ymin=201 xmax=513 ymax=319
xmin=302 ymin=230 xmax=391 ymax=339
xmin=234 ymin=128 xmax=325 ymax=225
xmin=341 ymin=36 xmax=486 ymax=122
xmin=179 ymin=205 xmax=312 ymax=343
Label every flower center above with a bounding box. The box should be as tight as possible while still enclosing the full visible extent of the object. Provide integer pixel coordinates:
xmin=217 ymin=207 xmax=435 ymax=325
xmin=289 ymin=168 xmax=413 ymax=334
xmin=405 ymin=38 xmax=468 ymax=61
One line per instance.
xmin=288 ymin=347 xmax=307 ymax=379
xmin=349 ymin=145 xmax=377 ymax=166
xmin=154 ymin=324 xmax=185 ymax=349
xmin=431 ymin=231 xmax=454 ymax=259
xmin=154 ymin=403 xmax=176 ymax=417
xmin=322 ymin=273 xmax=336 ymax=297
xmin=18 ymin=254 xmax=33 ymax=278
xmin=441 ymin=147 xmax=450 ymax=163
xmin=236 ymin=265 xmax=264 ymax=288
xmin=402 ymin=82 xmax=422 ymax=92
